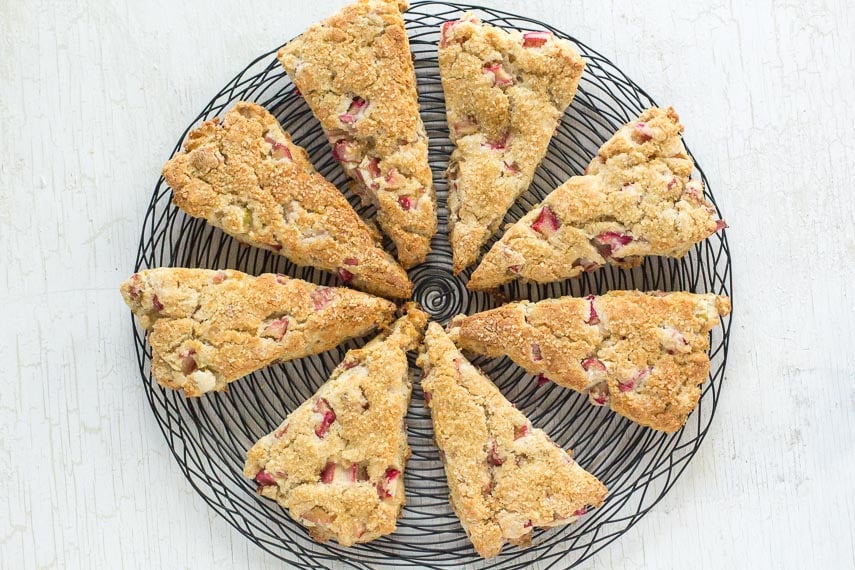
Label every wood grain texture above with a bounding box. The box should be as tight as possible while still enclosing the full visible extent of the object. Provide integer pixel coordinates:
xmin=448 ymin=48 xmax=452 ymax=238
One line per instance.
xmin=2 ymin=0 xmax=853 ymax=568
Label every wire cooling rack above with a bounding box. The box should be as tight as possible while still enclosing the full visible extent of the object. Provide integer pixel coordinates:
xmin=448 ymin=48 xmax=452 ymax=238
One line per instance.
xmin=132 ymin=2 xmax=733 ymax=568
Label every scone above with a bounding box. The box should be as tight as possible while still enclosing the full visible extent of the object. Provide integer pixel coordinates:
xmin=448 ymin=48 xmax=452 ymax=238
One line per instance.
xmin=278 ymin=0 xmax=436 ymax=269
xmin=120 ymin=268 xmax=397 ymax=397
xmin=417 ymin=323 xmax=607 ymax=558
xmin=449 ymin=291 xmax=732 ymax=432
xmin=162 ymin=102 xmax=412 ymax=299
xmin=439 ymin=14 xmax=585 ymax=273
xmin=245 ymin=307 xmax=428 ymax=546
xmin=467 ymin=107 xmax=727 ymax=290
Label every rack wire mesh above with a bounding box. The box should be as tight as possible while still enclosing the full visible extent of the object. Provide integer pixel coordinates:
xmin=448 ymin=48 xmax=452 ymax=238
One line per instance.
xmin=131 ymin=2 xmax=733 ymax=568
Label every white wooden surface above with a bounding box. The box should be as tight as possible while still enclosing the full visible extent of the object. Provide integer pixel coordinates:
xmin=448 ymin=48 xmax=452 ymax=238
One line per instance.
xmin=2 ymin=0 xmax=854 ymax=568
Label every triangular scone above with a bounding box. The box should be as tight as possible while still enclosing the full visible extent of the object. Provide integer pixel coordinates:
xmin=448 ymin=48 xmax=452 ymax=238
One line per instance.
xmin=468 ymin=107 xmax=727 ymax=290
xmin=120 ymin=268 xmax=397 ymax=397
xmin=449 ymin=291 xmax=732 ymax=432
xmin=245 ymin=307 xmax=428 ymax=546
xmin=278 ymin=0 xmax=436 ymax=269
xmin=417 ymin=323 xmax=607 ymax=558
xmin=439 ymin=15 xmax=585 ymax=274
xmin=162 ymin=102 xmax=412 ymax=299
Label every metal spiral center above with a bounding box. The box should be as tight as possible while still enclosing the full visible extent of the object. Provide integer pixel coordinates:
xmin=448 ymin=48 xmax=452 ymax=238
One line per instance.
xmin=411 ymin=265 xmax=466 ymax=324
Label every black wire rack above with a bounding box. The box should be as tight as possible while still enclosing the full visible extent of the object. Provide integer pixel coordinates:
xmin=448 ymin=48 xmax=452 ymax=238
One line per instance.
xmin=131 ymin=2 xmax=733 ymax=568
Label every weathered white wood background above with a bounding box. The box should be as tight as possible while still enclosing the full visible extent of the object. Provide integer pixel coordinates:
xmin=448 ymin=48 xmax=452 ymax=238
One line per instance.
xmin=2 ymin=0 xmax=853 ymax=568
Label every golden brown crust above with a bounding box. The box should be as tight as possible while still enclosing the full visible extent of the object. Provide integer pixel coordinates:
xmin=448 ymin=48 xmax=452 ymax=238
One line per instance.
xmin=119 ymin=268 xmax=397 ymax=397
xmin=161 ymin=102 xmax=412 ymax=299
xmin=439 ymin=14 xmax=585 ymax=273
xmin=449 ymin=291 xmax=732 ymax=432
xmin=278 ymin=0 xmax=436 ymax=269
xmin=244 ymin=307 xmax=428 ymax=546
xmin=418 ymin=323 xmax=607 ymax=558
xmin=468 ymin=107 xmax=727 ymax=290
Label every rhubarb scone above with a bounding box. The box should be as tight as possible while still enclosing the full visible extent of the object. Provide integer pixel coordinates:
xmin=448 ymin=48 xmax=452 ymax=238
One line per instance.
xmin=439 ymin=15 xmax=585 ymax=274
xmin=467 ymin=107 xmax=727 ymax=290
xmin=120 ymin=268 xmax=397 ymax=397
xmin=449 ymin=291 xmax=732 ymax=432
xmin=245 ymin=307 xmax=428 ymax=546
xmin=417 ymin=323 xmax=607 ymax=558
xmin=278 ymin=0 xmax=436 ymax=269
xmin=162 ymin=102 xmax=412 ymax=299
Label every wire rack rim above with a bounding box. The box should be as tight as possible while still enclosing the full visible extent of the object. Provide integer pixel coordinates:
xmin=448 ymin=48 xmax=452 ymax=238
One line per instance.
xmin=131 ymin=3 xmax=733 ymax=569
